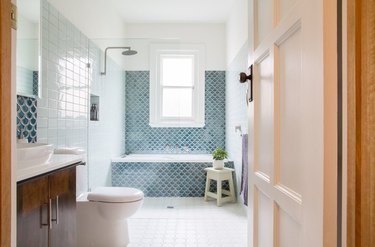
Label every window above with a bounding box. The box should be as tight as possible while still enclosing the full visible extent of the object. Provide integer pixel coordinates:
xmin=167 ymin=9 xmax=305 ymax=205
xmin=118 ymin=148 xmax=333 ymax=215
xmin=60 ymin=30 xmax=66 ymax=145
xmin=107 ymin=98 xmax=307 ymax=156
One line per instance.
xmin=150 ymin=44 xmax=205 ymax=127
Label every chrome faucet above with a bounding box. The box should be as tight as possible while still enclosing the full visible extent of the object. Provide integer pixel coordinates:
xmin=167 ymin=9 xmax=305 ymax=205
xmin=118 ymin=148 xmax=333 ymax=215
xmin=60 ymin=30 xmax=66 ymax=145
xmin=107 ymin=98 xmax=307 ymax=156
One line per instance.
xmin=181 ymin=146 xmax=190 ymax=153
xmin=165 ymin=145 xmax=172 ymax=153
xmin=18 ymin=126 xmax=24 ymax=139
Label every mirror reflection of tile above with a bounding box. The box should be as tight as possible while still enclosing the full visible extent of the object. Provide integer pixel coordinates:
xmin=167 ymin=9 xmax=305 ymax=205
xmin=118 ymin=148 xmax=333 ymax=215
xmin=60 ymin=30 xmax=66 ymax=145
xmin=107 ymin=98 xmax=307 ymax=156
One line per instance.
xmin=16 ymin=95 xmax=37 ymax=143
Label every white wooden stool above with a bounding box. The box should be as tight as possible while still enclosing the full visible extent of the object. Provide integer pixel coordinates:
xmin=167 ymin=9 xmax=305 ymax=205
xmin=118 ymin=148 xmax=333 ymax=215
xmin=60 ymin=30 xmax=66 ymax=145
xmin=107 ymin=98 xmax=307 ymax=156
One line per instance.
xmin=204 ymin=167 xmax=236 ymax=206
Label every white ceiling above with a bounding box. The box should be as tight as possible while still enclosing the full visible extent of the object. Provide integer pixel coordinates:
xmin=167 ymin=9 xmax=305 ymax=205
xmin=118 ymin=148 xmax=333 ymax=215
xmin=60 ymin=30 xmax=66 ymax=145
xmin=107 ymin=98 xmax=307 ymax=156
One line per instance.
xmin=46 ymin=0 xmax=237 ymax=69
xmin=107 ymin=0 xmax=237 ymax=23
xmin=48 ymin=0 xmax=237 ymax=39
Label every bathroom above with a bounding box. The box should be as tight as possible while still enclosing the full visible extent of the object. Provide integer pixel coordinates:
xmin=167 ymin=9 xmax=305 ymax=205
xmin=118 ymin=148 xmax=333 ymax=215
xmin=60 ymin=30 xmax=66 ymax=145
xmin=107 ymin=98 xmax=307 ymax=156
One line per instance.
xmin=3 ymin=0 xmax=362 ymax=245
xmin=15 ymin=0 xmax=249 ymax=246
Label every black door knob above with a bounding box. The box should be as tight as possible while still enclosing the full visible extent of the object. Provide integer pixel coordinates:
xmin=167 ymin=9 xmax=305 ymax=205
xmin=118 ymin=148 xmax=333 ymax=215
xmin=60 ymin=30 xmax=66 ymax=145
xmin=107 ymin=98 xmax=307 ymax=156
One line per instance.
xmin=239 ymin=72 xmax=252 ymax=83
xmin=239 ymin=65 xmax=253 ymax=83
xmin=239 ymin=65 xmax=254 ymax=103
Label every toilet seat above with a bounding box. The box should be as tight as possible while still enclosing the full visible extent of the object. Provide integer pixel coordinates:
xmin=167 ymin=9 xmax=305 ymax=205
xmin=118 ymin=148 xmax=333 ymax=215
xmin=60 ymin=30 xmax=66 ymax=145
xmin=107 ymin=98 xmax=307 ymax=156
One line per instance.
xmin=88 ymin=187 xmax=144 ymax=203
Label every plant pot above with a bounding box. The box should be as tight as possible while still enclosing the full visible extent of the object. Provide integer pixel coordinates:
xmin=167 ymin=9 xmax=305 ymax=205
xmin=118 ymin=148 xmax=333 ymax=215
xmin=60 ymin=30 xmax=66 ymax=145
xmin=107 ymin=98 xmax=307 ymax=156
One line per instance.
xmin=213 ymin=160 xmax=224 ymax=170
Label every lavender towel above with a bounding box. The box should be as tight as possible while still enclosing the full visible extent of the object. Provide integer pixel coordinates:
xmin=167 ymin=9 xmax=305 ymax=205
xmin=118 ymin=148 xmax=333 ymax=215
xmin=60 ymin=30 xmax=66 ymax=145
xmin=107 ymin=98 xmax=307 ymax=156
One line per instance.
xmin=240 ymin=134 xmax=248 ymax=206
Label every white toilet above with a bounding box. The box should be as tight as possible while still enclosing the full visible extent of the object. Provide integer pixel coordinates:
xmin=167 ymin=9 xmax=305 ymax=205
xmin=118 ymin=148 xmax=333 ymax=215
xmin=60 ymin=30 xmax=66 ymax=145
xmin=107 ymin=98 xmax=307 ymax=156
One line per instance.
xmin=77 ymin=186 xmax=144 ymax=247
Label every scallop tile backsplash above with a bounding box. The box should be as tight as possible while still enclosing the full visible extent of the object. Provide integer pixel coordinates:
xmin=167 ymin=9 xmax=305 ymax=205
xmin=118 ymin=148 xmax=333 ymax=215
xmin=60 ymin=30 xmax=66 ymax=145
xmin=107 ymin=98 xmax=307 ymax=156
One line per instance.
xmin=125 ymin=71 xmax=226 ymax=154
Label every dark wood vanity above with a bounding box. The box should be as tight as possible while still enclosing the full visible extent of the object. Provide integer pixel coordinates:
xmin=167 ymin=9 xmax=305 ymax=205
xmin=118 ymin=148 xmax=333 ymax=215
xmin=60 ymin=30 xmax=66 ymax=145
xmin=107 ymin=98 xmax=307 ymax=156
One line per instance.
xmin=17 ymin=163 xmax=82 ymax=247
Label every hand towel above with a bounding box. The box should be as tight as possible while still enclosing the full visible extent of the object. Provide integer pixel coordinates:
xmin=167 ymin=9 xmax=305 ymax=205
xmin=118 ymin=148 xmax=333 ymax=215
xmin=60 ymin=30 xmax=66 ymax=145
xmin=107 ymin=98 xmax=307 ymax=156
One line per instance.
xmin=240 ymin=134 xmax=248 ymax=206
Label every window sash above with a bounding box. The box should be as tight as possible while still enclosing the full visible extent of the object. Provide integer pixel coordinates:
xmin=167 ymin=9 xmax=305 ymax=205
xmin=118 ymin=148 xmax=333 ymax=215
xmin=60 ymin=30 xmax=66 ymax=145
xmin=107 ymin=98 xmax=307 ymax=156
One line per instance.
xmin=160 ymin=55 xmax=195 ymax=87
xmin=149 ymin=44 xmax=205 ymax=128
xmin=161 ymin=87 xmax=195 ymax=119
xmin=159 ymin=55 xmax=196 ymax=119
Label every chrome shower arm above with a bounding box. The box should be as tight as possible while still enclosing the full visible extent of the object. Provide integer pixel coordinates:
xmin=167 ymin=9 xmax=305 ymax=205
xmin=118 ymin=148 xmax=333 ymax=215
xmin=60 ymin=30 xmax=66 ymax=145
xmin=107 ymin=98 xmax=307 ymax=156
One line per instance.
xmin=101 ymin=47 xmax=131 ymax=75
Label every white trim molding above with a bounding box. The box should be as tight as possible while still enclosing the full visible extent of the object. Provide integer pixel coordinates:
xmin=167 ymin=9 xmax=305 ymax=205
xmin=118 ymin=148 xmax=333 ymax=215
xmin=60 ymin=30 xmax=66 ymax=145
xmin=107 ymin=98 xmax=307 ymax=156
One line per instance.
xmin=150 ymin=44 xmax=206 ymax=128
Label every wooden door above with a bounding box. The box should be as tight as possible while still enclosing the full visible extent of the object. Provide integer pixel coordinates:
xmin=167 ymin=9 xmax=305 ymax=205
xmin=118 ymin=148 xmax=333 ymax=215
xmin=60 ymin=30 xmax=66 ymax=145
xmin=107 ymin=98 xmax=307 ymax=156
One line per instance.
xmin=17 ymin=176 xmax=49 ymax=247
xmin=247 ymin=0 xmax=328 ymax=246
xmin=49 ymin=167 xmax=77 ymax=247
xmin=0 ymin=0 xmax=12 ymax=246
xmin=347 ymin=0 xmax=375 ymax=245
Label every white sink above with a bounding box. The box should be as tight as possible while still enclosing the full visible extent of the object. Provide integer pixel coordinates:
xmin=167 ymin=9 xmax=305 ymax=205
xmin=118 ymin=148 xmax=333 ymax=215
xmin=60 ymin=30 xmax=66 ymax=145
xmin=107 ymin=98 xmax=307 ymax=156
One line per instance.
xmin=17 ymin=143 xmax=54 ymax=169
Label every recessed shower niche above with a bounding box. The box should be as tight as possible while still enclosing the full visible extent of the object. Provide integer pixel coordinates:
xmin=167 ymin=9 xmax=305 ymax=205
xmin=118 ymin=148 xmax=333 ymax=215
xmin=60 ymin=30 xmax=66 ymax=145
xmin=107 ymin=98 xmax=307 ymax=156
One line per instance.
xmin=90 ymin=94 xmax=100 ymax=121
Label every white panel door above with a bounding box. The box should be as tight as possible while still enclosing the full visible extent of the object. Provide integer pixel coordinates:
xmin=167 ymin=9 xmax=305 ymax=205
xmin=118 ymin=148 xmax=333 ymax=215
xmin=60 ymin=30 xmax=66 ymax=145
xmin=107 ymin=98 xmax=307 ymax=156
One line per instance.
xmin=247 ymin=0 xmax=324 ymax=246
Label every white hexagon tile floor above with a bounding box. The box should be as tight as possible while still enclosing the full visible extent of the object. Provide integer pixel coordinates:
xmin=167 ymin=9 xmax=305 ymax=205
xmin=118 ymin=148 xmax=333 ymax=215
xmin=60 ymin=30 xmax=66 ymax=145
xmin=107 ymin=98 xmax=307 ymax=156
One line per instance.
xmin=127 ymin=197 xmax=247 ymax=247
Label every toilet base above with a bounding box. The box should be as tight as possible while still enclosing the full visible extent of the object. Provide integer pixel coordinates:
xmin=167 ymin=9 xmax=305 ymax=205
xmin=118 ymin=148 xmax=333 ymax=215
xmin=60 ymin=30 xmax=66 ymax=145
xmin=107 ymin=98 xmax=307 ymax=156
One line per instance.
xmin=77 ymin=198 xmax=130 ymax=247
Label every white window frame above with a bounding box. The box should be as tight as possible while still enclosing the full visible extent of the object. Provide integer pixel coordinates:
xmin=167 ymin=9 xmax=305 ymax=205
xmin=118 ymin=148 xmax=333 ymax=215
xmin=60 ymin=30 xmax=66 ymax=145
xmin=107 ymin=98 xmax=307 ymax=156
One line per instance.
xmin=150 ymin=44 xmax=205 ymax=128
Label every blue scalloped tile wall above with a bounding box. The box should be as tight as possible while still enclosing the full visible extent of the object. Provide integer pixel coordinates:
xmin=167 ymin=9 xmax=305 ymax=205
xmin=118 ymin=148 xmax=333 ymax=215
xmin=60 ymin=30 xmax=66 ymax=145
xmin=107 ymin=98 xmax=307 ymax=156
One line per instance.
xmin=125 ymin=71 xmax=226 ymax=154
xmin=33 ymin=71 xmax=39 ymax=96
xmin=112 ymin=161 xmax=235 ymax=197
xmin=17 ymin=95 xmax=37 ymax=143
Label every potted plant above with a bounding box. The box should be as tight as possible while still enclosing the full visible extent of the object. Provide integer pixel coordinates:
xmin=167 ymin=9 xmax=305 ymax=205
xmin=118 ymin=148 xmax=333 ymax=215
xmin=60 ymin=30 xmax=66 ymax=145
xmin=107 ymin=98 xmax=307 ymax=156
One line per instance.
xmin=212 ymin=147 xmax=228 ymax=170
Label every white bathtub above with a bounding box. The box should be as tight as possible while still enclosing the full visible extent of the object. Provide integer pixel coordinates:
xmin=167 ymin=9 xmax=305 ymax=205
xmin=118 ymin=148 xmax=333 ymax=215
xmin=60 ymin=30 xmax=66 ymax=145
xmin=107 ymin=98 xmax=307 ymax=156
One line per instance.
xmin=111 ymin=154 xmax=222 ymax=163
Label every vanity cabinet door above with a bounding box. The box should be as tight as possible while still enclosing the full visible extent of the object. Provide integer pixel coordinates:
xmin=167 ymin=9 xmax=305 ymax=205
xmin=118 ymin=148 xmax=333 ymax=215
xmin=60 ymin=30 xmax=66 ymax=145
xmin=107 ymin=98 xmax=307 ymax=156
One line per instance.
xmin=49 ymin=167 xmax=77 ymax=247
xmin=17 ymin=176 xmax=49 ymax=247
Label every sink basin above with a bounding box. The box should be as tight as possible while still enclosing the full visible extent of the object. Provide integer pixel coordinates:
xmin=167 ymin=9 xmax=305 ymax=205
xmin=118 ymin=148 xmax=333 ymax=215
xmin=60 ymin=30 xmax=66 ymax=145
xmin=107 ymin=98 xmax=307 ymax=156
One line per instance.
xmin=17 ymin=143 xmax=54 ymax=169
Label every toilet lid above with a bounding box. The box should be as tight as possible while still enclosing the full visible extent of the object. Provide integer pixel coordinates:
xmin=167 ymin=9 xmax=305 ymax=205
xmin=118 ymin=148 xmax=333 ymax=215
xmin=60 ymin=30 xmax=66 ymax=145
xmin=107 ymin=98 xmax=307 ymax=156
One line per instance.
xmin=87 ymin=187 xmax=144 ymax=203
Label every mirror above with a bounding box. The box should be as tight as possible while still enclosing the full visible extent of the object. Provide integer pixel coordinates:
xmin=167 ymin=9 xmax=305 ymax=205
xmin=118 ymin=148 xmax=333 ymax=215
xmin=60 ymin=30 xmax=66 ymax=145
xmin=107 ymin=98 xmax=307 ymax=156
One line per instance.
xmin=16 ymin=0 xmax=40 ymax=98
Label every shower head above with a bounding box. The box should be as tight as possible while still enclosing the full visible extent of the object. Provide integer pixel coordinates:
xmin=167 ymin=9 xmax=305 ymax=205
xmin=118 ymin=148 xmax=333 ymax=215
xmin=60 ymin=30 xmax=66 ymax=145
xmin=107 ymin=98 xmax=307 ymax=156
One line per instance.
xmin=101 ymin=46 xmax=138 ymax=75
xmin=122 ymin=49 xmax=137 ymax=56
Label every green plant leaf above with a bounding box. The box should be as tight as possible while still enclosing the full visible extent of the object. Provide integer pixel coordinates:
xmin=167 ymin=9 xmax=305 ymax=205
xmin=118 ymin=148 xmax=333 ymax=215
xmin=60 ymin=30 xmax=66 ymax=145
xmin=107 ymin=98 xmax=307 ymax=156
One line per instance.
xmin=212 ymin=147 xmax=228 ymax=160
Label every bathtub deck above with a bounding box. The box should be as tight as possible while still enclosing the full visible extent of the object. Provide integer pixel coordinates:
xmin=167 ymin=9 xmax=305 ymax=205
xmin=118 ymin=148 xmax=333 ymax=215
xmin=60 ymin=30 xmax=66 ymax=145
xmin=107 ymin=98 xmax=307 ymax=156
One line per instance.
xmin=128 ymin=197 xmax=247 ymax=247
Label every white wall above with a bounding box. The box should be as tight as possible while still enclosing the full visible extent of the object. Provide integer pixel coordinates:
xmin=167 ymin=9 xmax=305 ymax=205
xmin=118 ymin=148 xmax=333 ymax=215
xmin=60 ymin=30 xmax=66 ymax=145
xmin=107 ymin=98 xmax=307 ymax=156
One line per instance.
xmin=120 ymin=23 xmax=226 ymax=71
xmin=17 ymin=15 xmax=38 ymax=70
xmin=18 ymin=14 xmax=38 ymax=39
xmin=38 ymin=0 xmax=126 ymax=197
xmin=47 ymin=0 xmax=126 ymax=39
xmin=226 ymin=0 xmax=248 ymax=66
xmin=225 ymin=0 xmax=249 ymax=201
xmin=225 ymin=43 xmax=248 ymax=195
xmin=38 ymin=0 xmax=90 ymax=196
xmin=88 ymin=46 xmax=126 ymax=190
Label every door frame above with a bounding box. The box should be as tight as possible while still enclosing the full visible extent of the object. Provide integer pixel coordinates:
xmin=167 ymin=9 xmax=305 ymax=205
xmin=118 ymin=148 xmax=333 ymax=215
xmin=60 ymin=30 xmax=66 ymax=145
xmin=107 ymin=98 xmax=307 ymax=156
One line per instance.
xmin=346 ymin=0 xmax=375 ymax=245
xmin=0 ymin=0 xmax=12 ymax=246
